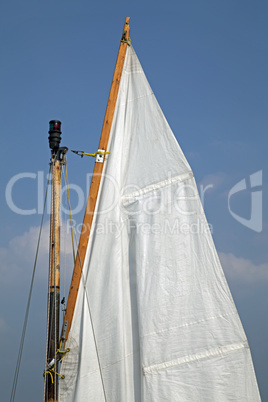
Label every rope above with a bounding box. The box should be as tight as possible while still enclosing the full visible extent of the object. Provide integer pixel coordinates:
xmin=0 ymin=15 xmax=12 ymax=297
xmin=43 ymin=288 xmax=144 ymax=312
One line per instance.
xmin=44 ymin=158 xmax=61 ymax=401
xmin=71 ymin=149 xmax=110 ymax=158
xmin=44 ymin=161 xmax=56 ymax=401
xmin=10 ymin=164 xmax=52 ymax=402
xmin=121 ymin=37 xmax=131 ymax=46
xmin=43 ymin=341 xmax=69 ymax=383
xmin=60 ymin=160 xmax=75 ymax=323
xmin=53 ymin=162 xmax=57 ymax=402
xmin=62 ymin=167 xmax=67 ymax=318
xmin=72 ymin=229 xmax=107 ymax=402
xmin=65 ymin=163 xmax=76 ymax=264
xmin=44 ymin=163 xmax=53 ymax=401
xmin=52 ymin=161 xmax=57 ymax=400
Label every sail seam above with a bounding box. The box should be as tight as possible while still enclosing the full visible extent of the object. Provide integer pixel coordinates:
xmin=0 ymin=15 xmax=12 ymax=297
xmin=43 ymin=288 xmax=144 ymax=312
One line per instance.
xmin=122 ymin=171 xmax=193 ymax=205
xmin=77 ymin=350 xmax=140 ymax=378
xmin=141 ymin=312 xmax=237 ymax=338
xmin=101 ymin=349 xmax=139 ymax=370
xmin=143 ymin=341 xmax=248 ymax=375
xmin=119 ymin=91 xmax=154 ymax=105
xmin=124 ymin=70 xmax=143 ymax=75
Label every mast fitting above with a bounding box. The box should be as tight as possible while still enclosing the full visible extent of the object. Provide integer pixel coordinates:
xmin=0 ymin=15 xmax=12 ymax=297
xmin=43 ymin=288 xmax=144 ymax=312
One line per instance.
xmin=71 ymin=149 xmax=110 ymax=162
xmin=43 ymin=344 xmax=70 ymax=383
xmin=121 ymin=17 xmax=131 ymax=45
xmin=121 ymin=37 xmax=131 ymax=46
xmin=48 ymin=120 xmax=68 ymax=160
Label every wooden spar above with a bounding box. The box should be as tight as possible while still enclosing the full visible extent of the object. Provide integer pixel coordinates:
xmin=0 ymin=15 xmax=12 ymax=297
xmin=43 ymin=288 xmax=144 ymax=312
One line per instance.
xmin=46 ymin=157 xmax=62 ymax=402
xmin=45 ymin=120 xmax=67 ymax=401
xmin=62 ymin=17 xmax=130 ymax=345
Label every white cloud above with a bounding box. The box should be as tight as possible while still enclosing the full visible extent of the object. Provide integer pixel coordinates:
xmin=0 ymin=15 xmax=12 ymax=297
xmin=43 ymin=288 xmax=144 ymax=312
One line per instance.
xmin=219 ymin=252 xmax=268 ymax=284
xmin=0 ymin=222 xmax=74 ymax=287
xmin=199 ymin=172 xmax=229 ymax=192
xmin=185 ymin=150 xmax=200 ymax=161
xmin=9 ymin=223 xmax=50 ymax=262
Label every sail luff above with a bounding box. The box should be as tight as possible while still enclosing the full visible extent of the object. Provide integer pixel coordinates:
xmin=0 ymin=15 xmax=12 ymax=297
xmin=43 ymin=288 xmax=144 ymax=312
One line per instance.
xmin=61 ymin=17 xmax=130 ymax=346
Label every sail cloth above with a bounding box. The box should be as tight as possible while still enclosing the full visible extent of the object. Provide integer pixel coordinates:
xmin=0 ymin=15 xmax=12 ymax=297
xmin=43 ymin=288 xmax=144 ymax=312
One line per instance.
xmin=59 ymin=46 xmax=260 ymax=401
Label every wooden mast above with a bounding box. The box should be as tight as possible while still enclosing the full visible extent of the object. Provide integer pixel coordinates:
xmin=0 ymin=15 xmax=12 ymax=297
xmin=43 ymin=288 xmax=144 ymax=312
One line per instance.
xmin=61 ymin=17 xmax=130 ymax=345
xmin=46 ymin=158 xmax=61 ymax=402
xmin=45 ymin=121 xmax=67 ymax=401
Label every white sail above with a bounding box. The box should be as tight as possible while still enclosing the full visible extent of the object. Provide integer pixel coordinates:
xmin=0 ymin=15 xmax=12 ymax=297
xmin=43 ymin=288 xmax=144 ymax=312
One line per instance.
xmin=59 ymin=46 xmax=260 ymax=401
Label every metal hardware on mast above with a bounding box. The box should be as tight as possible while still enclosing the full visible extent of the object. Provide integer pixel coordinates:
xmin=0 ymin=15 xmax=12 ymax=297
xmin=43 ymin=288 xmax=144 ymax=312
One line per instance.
xmin=61 ymin=17 xmax=130 ymax=346
xmin=45 ymin=120 xmax=68 ymax=402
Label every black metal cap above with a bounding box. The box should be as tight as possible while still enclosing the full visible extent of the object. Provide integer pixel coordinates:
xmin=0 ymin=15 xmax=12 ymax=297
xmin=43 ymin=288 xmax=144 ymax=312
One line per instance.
xmin=48 ymin=120 xmax=62 ymax=151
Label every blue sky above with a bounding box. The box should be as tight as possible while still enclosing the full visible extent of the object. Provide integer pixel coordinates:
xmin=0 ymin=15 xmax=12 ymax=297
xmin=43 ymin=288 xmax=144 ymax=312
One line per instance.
xmin=1 ymin=1 xmax=267 ymax=401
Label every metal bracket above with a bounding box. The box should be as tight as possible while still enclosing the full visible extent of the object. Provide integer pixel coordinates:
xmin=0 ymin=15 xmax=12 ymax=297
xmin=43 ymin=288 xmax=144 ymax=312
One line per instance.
xmin=96 ymin=149 xmax=105 ymax=163
xmin=61 ymin=320 xmax=68 ymax=341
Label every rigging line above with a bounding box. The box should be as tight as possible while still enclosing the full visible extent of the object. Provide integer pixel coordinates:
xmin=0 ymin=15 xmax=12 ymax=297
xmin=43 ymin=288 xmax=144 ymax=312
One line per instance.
xmin=72 ymin=228 xmax=108 ymax=402
xmin=53 ymin=161 xmax=63 ymax=401
xmin=44 ymin=160 xmax=63 ymax=401
xmin=44 ymin=162 xmax=54 ymax=401
xmin=62 ymin=166 xmax=67 ymax=315
xmin=65 ymin=162 xmax=76 ymax=264
xmin=53 ymin=161 xmax=57 ymax=401
xmin=61 ymin=162 xmax=73 ymax=313
xmin=10 ymin=164 xmax=52 ymax=402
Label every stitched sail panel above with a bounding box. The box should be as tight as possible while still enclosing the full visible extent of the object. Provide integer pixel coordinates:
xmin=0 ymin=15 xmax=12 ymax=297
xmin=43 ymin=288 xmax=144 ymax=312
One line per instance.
xmin=59 ymin=45 xmax=260 ymax=402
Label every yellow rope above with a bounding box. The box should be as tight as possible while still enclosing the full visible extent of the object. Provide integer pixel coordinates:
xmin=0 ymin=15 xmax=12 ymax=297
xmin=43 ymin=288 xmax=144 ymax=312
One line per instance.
xmin=44 ymin=369 xmax=54 ymax=383
xmin=57 ymin=347 xmax=70 ymax=360
xmin=121 ymin=37 xmax=131 ymax=46
xmin=71 ymin=149 xmax=110 ymax=158
xmin=43 ymin=367 xmax=65 ymax=383
xmin=43 ymin=342 xmax=69 ymax=382
xmin=57 ymin=340 xmax=70 ymax=360
xmin=81 ymin=150 xmax=110 ymax=157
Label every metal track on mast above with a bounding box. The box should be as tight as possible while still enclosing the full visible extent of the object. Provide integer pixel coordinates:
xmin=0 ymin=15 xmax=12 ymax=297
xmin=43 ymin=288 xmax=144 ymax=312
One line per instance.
xmin=61 ymin=17 xmax=130 ymax=346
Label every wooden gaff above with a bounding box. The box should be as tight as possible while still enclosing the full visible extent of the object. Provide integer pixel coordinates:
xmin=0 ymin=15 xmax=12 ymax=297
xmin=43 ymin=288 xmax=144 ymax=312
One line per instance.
xmin=62 ymin=17 xmax=130 ymax=345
